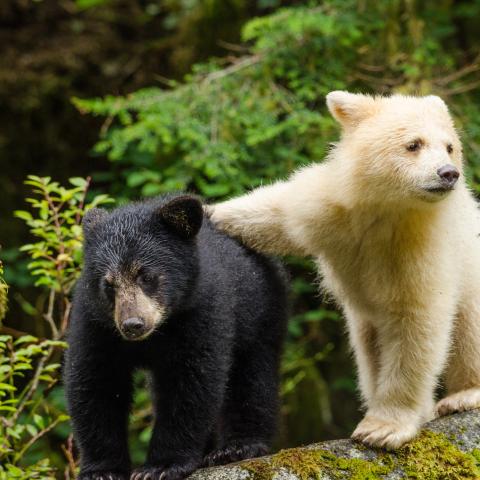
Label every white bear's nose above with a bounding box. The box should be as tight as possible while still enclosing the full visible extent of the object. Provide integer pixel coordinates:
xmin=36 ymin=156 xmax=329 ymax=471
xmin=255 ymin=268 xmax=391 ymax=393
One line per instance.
xmin=437 ymin=164 xmax=459 ymax=188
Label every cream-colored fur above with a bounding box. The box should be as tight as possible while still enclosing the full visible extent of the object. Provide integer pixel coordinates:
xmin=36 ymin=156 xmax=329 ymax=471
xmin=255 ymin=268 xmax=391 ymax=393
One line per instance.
xmin=209 ymin=91 xmax=480 ymax=449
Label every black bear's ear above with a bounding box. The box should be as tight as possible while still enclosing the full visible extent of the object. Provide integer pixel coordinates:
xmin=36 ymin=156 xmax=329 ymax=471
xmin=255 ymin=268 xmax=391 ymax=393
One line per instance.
xmin=157 ymin=195 xmax=203 ymax=239
xmin=82 ymin=208 xmax=108 ymax=236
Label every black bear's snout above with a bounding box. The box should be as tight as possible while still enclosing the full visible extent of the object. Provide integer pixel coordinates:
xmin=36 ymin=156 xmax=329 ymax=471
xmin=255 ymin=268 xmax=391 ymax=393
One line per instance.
xmin=437 ymin=164 xmax=459 ymax=188
xmin=122 ymin=317 xmax=147 ymax=339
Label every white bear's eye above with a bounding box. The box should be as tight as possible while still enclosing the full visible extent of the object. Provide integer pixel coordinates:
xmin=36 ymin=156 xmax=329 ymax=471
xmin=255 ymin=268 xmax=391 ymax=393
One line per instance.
xmin=406 ymin=140 xmax=422 ymax=152
xmin=447 ymin=143 xmax=453 ymax=154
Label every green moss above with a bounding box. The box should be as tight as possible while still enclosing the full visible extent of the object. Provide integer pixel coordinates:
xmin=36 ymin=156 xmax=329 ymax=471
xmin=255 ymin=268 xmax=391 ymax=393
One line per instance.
xmin=396 ymin=431 xmax=480 ymax=479
xmin=470 ymin=449 xmax=480 ymax=467
xmin=243 ymin=446 xmax=391 ymax=480
xmin=241 ymin=431 xmax=480 ymax=480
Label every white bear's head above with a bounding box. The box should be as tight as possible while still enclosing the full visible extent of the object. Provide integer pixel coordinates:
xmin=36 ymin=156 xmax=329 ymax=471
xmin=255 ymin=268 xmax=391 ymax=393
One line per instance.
xmin=326 ymin=91 xmax=463 ymax=205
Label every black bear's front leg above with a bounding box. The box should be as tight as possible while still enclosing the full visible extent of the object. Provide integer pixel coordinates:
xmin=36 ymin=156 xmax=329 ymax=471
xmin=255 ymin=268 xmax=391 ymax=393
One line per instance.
xmin=132 ymin=316 xmax=230 ymax=480
xmin=65 ymin=322 xmax=133 ymax=480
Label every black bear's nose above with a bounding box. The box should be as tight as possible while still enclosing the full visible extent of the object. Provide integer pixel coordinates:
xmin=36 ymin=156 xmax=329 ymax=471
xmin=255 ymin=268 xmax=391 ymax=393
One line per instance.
xmin=437 ymin=164 xmax=459 ymax=187
xmin=122 ymin=317 xmax=145 ymax=338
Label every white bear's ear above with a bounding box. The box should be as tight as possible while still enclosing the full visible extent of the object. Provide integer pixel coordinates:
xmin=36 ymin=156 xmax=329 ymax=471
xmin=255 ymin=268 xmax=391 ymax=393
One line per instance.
xmin=326 ymin=91 xmax=377 ymax=129
xmin=425 ymin=95 xmax=449 ymax=113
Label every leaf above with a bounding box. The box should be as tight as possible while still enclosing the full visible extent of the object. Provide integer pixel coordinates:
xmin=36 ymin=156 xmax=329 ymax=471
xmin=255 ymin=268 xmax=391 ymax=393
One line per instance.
xmin=69 ymin=177 xmax=88 ymax=188
xmin=33 ymin=414 xmax=45 ymax=429
xmin=13 ymin=335 xmax=38 ymax=346
xmin=41 ymin=340 xmax=68 ymax=348
xmin=0 ymin=383 xmax=16 ymax=391
xmin=42 ymin=363 xmax=61 ymax=372
xmin=13 ymin=363 xmax=33 ymax=371
xmin=14 ymin=210 xmax=33 ymax=222
xmin=26 ymin=424 xmax=38 ymax=437
xmin=0 ymin=406 xmax=17 ymax=412
xmin=6 ymin=465 xmax=23 ymax=476
xmin=75 ymin=0 xmax=108 ymax=11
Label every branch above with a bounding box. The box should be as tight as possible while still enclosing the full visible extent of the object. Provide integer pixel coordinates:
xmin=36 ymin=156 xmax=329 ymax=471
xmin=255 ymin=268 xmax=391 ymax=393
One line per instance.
xmin=43 ymin=288 xmax=58 ymax=338
xmin=10 ymin=347 xmax=54 ymax=424
xmin=13 ymin=415 xmax=65 ymax=462
xmin=201 ymin=55 xmax=262 ymax=85
xmin=0 ymin=325 xmax=32 ymax=339
xmin=188 ymin=409 xmax=480 ymax=479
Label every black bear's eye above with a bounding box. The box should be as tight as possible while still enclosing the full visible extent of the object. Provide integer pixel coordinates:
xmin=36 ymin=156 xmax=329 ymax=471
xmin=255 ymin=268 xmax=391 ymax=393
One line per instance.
xmin=447 ymin=143 xmax=453 ymax=154
xmin=102 ymin=277 xmax=116 ymax=298
xmin=138 ymin=271 xmax=155 ymax=286
xmin=406 ymin=140 xmax=422 ymax=152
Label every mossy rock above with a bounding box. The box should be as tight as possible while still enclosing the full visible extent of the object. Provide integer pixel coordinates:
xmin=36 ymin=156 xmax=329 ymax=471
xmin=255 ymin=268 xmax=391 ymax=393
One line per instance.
xmin=188 ymin=409 xmax=480 ymax=480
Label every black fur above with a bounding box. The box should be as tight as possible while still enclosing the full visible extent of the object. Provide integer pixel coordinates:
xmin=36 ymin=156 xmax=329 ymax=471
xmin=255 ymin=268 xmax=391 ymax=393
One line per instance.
xmin=64 ymin=194 xmax=288 ymax=480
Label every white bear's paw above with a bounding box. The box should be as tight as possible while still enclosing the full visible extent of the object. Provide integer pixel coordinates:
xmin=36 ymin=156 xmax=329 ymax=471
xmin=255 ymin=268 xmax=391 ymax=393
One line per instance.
xmin=351 ymin=415 xmax=419 ymax=450
xmin=436 ymin=388 xmax=480 ymax=417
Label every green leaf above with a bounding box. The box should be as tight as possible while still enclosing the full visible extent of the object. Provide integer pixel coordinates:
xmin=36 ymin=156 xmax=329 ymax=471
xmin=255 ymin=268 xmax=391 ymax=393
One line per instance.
xmin=33 ymin=414 xmax=45 ymax=429
xmin=26 ymin=424 xmax=38 ymax=437
xmin=14 ymin=210 xmax=33 ymax=222
xmin=0 ymin=406 xmax=17 ymax=412
xmin=6 ymin=465 xmax=23 ymax=476
xmin=0 ymin=383 xmax=16 ymax=391
xmin=69 ymin=177 xmax=88 ymax=188
xmin=13 ymin=335 xmax=38 ymax=346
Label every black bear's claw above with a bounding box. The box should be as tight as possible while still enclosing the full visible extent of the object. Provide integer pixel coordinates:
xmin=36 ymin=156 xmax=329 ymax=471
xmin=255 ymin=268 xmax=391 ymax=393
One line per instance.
xmin=79 ymin=473 xmax=128 ymax=480
xmin=203 ymin=441 xmax=269 ymax=467
xmin=131 ymin=462 xmax=198 ymax=480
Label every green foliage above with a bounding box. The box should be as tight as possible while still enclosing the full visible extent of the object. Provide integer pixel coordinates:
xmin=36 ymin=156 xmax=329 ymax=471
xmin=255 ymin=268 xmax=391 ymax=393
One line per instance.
xmin=14 ymin=176 xmax=113 ymax=294
xmin=0 ymin=335 xmax=68 ymax=480
xmin=0 ymin=262 xmax=7 ymax=323
xmin=74 ymin=1 xmax=480 ymax=443
xmin=75 ymin=1 xmax=480 ymax=202
xmin=0 ymin=177 xmax=114 ymax=478
xmin=5 ymin=0 xmax=480 ymax=475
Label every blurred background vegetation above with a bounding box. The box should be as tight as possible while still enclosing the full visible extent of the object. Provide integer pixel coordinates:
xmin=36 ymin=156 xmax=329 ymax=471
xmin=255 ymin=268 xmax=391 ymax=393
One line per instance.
xmin=1 ymin=0 xmax=480 ymax=477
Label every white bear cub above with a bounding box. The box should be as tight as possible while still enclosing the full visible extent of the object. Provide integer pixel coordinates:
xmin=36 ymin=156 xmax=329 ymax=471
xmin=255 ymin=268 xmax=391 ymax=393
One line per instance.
xmin=209 ymin=91 xmax=480 ymax=449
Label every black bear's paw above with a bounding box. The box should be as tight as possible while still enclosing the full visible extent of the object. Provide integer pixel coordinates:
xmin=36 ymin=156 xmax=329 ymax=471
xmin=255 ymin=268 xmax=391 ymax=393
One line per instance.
xmin=130 ymin=461 xmax=198 ymax=480
xmin=203 ymin=441 xmax=269 ymax=467
xmin=79 ymin=472 xmax=129 ymax=480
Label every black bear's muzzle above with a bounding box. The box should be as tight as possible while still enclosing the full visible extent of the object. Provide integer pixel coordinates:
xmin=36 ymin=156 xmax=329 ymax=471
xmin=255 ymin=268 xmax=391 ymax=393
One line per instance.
xmin=121 ymin=316 xmax=149 ymax=340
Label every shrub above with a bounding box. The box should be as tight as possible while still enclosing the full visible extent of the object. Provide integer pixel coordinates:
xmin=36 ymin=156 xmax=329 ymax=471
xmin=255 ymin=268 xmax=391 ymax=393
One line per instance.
xmin=0 ymin=177 xmax=112 ymax=479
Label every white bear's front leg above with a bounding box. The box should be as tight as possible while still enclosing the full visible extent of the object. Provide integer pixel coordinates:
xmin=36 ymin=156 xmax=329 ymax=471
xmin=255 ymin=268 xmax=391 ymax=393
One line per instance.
xmin=345 ymin=310 xmax=380 ymax=407
xmin=352 ymin=309 xmax=453 ymax=450
xmin=208 ymin=182 xmax=310 ymax=257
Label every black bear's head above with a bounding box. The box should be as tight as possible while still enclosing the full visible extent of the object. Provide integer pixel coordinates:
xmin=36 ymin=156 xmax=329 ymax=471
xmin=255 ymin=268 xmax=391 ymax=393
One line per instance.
xmin=82 ymin=194 xmax=203 ymax=341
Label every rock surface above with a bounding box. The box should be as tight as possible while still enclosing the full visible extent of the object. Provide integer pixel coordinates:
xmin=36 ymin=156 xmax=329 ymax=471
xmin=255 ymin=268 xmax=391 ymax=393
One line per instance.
xmin=188 ymin=409 xmax=480 ymax=479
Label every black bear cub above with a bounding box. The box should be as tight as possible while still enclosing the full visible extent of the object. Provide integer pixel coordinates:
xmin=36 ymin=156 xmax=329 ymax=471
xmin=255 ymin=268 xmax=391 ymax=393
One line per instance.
xmin=64 ymin=194 xmax=288 ymax=480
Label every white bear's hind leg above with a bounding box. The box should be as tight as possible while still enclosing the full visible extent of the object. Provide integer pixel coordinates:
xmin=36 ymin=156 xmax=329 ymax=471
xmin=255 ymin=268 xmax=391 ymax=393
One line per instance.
xmin=436 ymin=388 xmax=480 ymax=416
xmin=437 ymin=294 xmax=480 ymax=416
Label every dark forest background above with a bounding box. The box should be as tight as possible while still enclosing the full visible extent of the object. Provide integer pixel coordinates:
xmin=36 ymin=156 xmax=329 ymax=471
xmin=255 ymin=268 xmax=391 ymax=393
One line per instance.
xmin=1 ymin=0 xmax=480 ymax=477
